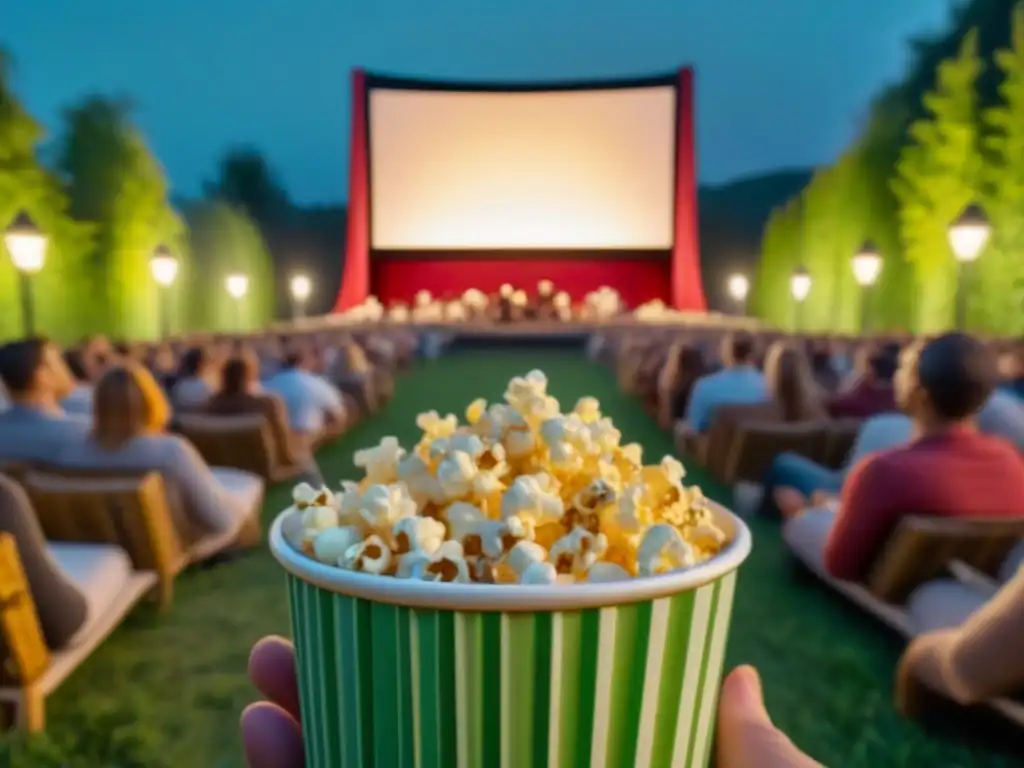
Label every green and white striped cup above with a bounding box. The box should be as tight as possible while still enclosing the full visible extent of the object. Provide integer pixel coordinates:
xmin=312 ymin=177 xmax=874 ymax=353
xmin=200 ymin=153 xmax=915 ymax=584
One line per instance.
xmin=270 ymin=501 xmax=751 ymax=768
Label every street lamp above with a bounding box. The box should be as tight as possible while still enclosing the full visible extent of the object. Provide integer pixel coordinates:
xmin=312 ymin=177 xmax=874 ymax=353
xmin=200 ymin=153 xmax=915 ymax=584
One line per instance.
xmin=225 ymin=273 xmax=249 ymax=331
xmin=852 ymin=242 xmax=883 ymax=332
xmin=289 ymin=273 xmax=312 ymax=321
xmin=149 ymin=245 xmax=179 ymax=338
xmin=4 ymin=212 xmax=48 ymax=336
xmin=948 ymin=203 xmax=991 ymax=330
xmin=790 ymin=265 xmax=811 ymax=332
xmin=726 ymin=273 xmax=750 ymax=315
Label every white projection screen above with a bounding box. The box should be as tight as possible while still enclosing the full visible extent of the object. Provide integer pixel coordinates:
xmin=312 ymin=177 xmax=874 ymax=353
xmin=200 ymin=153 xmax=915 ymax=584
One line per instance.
xmin=368 ymin=86 xmax=677 ymax=250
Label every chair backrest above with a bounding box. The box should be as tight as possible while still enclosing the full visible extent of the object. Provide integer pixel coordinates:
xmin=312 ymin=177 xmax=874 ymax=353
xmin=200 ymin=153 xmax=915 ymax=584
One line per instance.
xmin=175 ymin=413 xmax=274 ymax=479
xmin=22 ymin=470 xmax=186 ymax=579
xmin=0 ymin=533 xmax=50 ymax=687
xmin=723 ymin=421 xmax=829 ymax=484
xmin=822 ymin=419 xmax=862 ymax=470
xmin=867 ymin=516 xmax=1024 ymax=603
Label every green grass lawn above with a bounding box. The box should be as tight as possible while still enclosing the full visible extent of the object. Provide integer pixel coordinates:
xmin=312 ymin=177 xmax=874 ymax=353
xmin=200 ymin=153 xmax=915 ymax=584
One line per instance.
xmin=1 ymin=348 xmax=1018 ymax=766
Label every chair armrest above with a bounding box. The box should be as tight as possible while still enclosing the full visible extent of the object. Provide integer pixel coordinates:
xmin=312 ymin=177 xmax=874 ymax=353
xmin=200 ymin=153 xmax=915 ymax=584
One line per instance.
xmin=948 ymin=559 xmax=1001 ymax=600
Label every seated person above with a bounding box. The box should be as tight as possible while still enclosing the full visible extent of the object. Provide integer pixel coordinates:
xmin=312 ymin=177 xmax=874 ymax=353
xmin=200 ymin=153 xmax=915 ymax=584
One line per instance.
xmin=767 ymin=386 xmax=1024 ymax=517
xmin=0 ymin=337 xmax=90 ymax=463
xmin=752 ymin=342 xmax=828 ymax=422
xmin=171 ymin=345 xmax=219 ymax=410
xmin=54 ymin=362 xmax=257 ymax=538
xmin=682 ymin=332 xmax=767 ymax=433
xmin=836 ymin=341 xmax=877 ymax=393
xmin=997 ymin=344 xmax=1024 ymax=401
xmin=809 ymin=344 xmax=840 ymax=393
xmin=207 ymin=351 xmax=325 ymax=486
xmin=264 ymin=347 xmax=347 ymax=438
xmin=656 ymin=343 xmax=706 ymax=430
xmin=897 ymin=564 xmax=1024 ymax=719
xmin=147 ymin=342 xmax=179 ymax=392
xmin=61 ymin=347 xmax=95 ymax=417
xmin=826 ymin=342 xmax=899 ymax=419
xmin=534 ymin=279 xmax=556 ymax=321
xmin=784 ymin=333 xmax=1024 ymax=582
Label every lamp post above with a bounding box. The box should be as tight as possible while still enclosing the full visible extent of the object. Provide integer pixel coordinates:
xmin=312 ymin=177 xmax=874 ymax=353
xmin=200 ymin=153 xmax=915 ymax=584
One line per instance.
xmin=225 ymin=274 xmax=249 ymax=331
xmin=948 ymin=203 xmax=991 ymax=330
xmin=149 ymin=245 xmax=179 ymax=338
xmin=790 ymin=265 xmax=811 ymax=332
xmin=726 ymin=273 xmax=749 ymax=316
xmin=851 ymin=242 xmax=883 ymax=332
xmin=4 ymin=212 xmax=48 ymax=336
xmin=289 ymin=273 xmax=312 ymax=321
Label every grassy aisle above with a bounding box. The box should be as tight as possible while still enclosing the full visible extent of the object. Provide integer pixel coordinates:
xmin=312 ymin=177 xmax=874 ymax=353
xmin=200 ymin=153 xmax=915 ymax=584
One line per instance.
xmin=1 ymin=349 xmax=1014 ymax=766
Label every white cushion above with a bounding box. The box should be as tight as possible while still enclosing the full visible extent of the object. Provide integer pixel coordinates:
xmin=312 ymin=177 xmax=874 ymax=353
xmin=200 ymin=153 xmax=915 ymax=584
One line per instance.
xmin=907 ymin=578 xmax=987 ymax=634
xmin=47 ymin=542 xmax=134 ymax=647
xmin=212 ymin=467 xmax=264 ymax=517
xmin=782 ymin=507 xmax=836 ymax=572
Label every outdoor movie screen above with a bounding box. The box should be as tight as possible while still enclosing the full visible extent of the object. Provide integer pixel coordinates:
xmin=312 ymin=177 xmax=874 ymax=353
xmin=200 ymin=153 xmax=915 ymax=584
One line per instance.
xmin=368 ymin=86 xmax=677 ymax=251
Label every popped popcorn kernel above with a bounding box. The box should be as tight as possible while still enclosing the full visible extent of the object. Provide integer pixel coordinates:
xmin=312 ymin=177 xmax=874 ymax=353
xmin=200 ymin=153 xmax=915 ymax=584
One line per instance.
xmin=288 ymin=370 xmax=731 ymax=585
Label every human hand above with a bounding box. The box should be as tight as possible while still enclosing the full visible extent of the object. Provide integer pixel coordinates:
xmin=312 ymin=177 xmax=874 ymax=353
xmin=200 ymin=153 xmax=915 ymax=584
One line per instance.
xmin=240 ymin=641 xmax=821 ymax=768
xmin=717 ymin=665 xmax=822 ymax=767
xmin=240 ymin=636 xmax=304 ymax=768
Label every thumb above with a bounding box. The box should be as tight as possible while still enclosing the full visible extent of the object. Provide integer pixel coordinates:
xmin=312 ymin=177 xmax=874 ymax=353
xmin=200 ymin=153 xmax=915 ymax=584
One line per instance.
xmin=716 ymin=666 xmax=821 ymax=768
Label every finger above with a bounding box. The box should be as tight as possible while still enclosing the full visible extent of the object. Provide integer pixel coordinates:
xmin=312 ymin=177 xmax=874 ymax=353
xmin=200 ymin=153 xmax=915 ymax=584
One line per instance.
xmin=716 ymin=666 xmax=820 ymax=768
xmin=249 ymin=636 xmax=302 ymax=720
xmin=241 ymin=702 xmax=305 ymax=768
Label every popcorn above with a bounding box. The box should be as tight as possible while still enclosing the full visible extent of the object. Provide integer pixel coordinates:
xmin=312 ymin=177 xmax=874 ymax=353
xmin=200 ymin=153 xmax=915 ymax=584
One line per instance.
xmin=289 ymin=371 xmax=730 ymax=585
xmin=637 ymin=524 xmax=696 ymax=577
xmin=345 ymin=534 xmax=393 ymax=575
xmin=354 ymin=437 xmax=405 ymax=485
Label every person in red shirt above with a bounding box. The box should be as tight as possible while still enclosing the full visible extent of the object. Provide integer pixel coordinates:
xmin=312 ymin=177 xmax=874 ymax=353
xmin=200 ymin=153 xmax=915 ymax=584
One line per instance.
xmin=826 ymin=342 xmax=900 ymax=419
xmin=822 ymin=333 xmax=1024 ymax=582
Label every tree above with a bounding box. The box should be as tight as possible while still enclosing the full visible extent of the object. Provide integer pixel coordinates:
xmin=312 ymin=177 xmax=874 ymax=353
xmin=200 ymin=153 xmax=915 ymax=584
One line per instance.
xmin=204 ymin=147 xmax=291 ymax=227
xmin=892 ymin=30 xmax=984 ymax=331
xmin=54 ymin=96 xmax=185 ymax=338
xmin=0 ymin=50 xmax=93 ymax=341
xmin=184 ymin=201 xmax=274 ymax=333
xmin=752 ymin=197 xmax=804 ymax=329
xmin=976 ymin=3 xmax=1024 ymax=334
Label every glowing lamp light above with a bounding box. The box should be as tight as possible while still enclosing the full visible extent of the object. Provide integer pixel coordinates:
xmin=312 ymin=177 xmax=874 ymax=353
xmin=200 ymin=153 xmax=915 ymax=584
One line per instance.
xmin=727 ymin=274 xmax=749 ymax=301
xmin=290 ymin=273 xmax=312 ymax=302
xmin=4 ymin=212 xmax=48 ymax=274
xmin=852 ymin=242 xmax=883 ymax=287
xmin=948 ymin=204 xmax=991 ymax=263
xmin=226 ymin=274 xmax=249 ymax=299
xmin=790 ymin=266 xmax=812 ymax=302
xmin=150 ymin=246 xmax=179 ymax=287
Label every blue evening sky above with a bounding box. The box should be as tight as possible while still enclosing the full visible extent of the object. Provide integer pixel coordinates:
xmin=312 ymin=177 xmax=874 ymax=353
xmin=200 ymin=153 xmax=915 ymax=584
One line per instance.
xmin=5 ymin=0 xmax=952 ymax=204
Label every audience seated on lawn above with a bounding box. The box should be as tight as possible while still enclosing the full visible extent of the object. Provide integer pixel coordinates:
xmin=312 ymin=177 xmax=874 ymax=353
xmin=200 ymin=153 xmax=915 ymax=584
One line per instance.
xmin=656 ymin=342 xmax=707 ymax=430
xmin=60 ymin=347 xmax=95 ymax=417
xmin=826 ymin=342 xmax=900 ymax=419
xmin=0 ymin=337 xmax=90 ymax=463
xmin=784 ymin=333 xmax=1024 ymax=583
xmin=54 ymin=362 xmax=262 ymax=539
xmin=897 ymin=556 xmax=1024 ymax=720
xmin=742 ymin=341 xmax=828 ymax=423
xmin=171 ymin=345 xmax=219 ymax=410
xmin=206 ymin=351 xmax=325 ymax=486
xmin=264 ymin=346 xmax=347 ymax=435
xmin=682 ymin=331 xmax=767 ymax=433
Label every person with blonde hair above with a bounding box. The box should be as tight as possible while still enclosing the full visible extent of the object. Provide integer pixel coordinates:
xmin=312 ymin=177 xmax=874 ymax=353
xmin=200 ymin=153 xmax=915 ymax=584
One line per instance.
xmin=55 ymin=362 xmax=261 ymax=537
xmin=762 ymin=341 xmax=827 ymax=422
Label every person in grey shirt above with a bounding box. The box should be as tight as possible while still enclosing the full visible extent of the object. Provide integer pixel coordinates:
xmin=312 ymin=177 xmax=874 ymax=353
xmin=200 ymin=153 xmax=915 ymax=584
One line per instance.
xmin=0 ymin=337 xmax=91 ymax=463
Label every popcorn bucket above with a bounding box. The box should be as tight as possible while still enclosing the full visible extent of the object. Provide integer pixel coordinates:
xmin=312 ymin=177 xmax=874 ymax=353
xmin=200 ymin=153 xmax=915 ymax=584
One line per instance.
xmin=270 ymin=501 xmax=751 ymax=768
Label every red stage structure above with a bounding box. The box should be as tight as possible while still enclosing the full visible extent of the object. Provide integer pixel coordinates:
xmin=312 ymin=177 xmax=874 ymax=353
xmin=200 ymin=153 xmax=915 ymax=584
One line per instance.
xmin=334 ymin=68 xmax=706 ymax=312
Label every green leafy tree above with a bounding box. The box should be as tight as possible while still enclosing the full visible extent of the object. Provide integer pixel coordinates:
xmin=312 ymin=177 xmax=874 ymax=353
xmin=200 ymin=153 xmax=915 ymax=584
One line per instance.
xmin=752 ymin=197 xmax=805 ymax=329
xmin=204 ymin=148 xmax=291 ymax=227
xmin=55 ymin=96 xmax=185 ymax=338
xmin=892 ymin=30 xmax=985 ymax=332
xmin=184 ymin=201 xmax=274 ymax=333
xmin=976 ymin=3 xmax=1024 ymax=334
xmin=0 ymin=50 xmax=93 ymax=341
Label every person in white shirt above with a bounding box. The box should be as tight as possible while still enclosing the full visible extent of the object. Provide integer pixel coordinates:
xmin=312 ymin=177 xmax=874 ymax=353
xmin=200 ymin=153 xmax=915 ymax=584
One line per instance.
xmin=682 ymin=332 xmax=767 ymax=433
xmin=264 ymin=349 xmax=346 ymax=436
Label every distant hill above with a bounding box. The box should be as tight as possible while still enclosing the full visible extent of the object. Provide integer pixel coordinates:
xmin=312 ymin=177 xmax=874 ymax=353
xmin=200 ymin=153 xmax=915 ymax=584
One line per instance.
xmin=255 ymin=167 xmax=812 ymax=315
xmin=697 ymin=168 xmax=813 ymax=310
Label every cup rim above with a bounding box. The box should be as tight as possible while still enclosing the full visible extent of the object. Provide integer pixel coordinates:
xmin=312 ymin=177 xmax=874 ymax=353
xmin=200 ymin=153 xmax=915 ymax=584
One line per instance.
xmin=270 ymin=500 xmax=751 ymax=612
